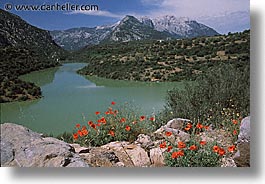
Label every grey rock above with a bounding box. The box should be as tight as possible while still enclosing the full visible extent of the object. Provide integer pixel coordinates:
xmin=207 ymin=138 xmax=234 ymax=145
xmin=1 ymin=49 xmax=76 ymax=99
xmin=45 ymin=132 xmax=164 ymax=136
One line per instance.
xmin=134 ymin=134 xmax=153 ymax=149
xmin=149 ymin=148 xmax=165 ymax=167
xmin=233 ymin=142 xmax=250 ymax=167
xmin=0 ymin=123 xmax=89 ymax=167
xmin=233 ymin=116 xmax=251 ymax=167
xmin=237 ymin=116 xmax=250 ymax=143
xmin=153 ymin=118 xmax=191 ymax=142
xmin=0 ymin=139 xmax=14 ymax=166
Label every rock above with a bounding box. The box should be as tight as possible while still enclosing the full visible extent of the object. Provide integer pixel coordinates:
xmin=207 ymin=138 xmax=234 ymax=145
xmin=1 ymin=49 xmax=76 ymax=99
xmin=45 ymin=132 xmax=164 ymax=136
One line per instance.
xmin=233 ymin=116 xmax=251 ymax=167
xmin=221 ymin=157 xmax=237 ymax=167
xmin=125 ymin=144 xmax=151 ymax=167
xmin=153 ymin=126 xmax=190 ymax=142
xmin=0 ymin=123 xmax=89 ymax=167
xmin=79 ymin=147 xmax=116 ymax=167
xmin=70 ymin=143 xmax=90 ymax=153
xmin=102 ymin=141 xmax=151 ymax=167
xmin=166 ymin=118 xmax=191 ymax=130
xmin=0 ymin=139 xmax=14 ymax=166
xmin=134 ymin=134 xmax=153 ymax=149
xmin=101 ymin=141 xmax=134 ymax=167
xmin=114 ymin=161 xmax=125 ymax=167
xmin=237 ymin=116 xmax=250 ymax=143
xmin=233 ymin=142 xmax=250 ymax=167
xmin=149 ymin=148 xmax=165 ymax=167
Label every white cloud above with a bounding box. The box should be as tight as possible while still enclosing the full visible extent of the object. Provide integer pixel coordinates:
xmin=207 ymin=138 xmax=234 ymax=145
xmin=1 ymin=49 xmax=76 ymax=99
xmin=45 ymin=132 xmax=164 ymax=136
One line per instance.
xmin=141 ymin=0 xmax=249 ymax=18
xmin=68 ymin=10 xmax=123 ymax=18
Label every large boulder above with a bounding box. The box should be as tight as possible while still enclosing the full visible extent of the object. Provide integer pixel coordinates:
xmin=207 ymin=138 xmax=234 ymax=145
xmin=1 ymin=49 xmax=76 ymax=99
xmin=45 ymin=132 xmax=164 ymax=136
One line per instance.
xmin=0 ymin=123 xmax=89 ymax=167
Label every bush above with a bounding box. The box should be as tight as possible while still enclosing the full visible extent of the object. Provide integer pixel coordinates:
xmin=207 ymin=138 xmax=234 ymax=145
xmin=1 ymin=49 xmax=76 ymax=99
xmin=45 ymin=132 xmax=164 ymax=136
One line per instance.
xmin=164 ymin=140 xmax=222 ymax=167
xmin=162 ymin=63 xmax=249 ymax=128
xmin=71 ymin=102 xmax=159 ymax=147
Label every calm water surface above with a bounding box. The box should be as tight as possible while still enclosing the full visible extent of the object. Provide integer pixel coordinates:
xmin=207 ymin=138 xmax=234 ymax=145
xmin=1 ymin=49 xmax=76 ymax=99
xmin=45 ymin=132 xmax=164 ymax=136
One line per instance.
xmin=1 ymin=63 xmax=184 ymax=135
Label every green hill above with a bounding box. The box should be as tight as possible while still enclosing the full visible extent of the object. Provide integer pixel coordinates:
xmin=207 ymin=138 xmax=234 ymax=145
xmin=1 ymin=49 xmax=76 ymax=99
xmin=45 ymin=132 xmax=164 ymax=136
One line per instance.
xmin=0 ymin=9 xmax=67 ymax=103
xmin=77 ymin=30 xmax=249 ymax=82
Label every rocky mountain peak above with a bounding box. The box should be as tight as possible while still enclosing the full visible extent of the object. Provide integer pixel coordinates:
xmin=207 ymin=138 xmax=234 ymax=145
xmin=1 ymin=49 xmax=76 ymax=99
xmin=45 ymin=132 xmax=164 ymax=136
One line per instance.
xmin=51 ymin=14 xmax=219 ymax=50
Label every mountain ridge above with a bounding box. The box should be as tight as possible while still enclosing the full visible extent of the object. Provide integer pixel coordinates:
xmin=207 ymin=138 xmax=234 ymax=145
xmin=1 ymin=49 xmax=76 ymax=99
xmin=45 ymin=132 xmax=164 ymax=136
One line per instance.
xmin=0 ymin=9 xmax=66 ymax=103
xmin=51 ymin=15 xmax=219 ymax=50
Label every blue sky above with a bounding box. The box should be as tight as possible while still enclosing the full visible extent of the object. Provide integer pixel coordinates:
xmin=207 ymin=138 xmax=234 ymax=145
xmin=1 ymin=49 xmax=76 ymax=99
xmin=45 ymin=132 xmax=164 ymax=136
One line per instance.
xmin=0 ymin=0 xmax=250 ymax=31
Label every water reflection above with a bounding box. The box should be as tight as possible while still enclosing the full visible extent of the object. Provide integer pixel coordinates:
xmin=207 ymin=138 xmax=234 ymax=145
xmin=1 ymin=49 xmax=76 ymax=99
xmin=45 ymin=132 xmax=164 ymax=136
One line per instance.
xmin=1 ymin=63 xmax=181 ymax=136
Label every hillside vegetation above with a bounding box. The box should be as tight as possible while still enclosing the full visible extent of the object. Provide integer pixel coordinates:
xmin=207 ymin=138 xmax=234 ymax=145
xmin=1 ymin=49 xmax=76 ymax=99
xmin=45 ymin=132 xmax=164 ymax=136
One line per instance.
xmin=0 ymin=9 xmax=67 ymax=103
xmin=77 ymin=30 xmax=249 ymax=82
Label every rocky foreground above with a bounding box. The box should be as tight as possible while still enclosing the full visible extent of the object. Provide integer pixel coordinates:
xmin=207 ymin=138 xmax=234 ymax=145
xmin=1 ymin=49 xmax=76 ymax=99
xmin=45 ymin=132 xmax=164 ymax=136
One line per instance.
xmin=0 ymin=117 xmax=250 ymax=167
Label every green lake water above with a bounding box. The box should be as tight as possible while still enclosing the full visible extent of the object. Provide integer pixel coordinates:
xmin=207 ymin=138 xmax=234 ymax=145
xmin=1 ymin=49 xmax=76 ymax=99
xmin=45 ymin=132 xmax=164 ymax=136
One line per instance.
xmin=0 ymin=63 xmax=185 ymax=135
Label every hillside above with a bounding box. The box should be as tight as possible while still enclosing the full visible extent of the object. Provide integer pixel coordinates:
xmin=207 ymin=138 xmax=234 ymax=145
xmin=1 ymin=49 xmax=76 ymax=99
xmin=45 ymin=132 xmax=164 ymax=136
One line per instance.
xmin=77 ymin=30 xmax=249 ymax=82
xmin=0 ymin=9 xmax=66 ymax=103
xmin=51 ymin=15 xmax=219 ymax=50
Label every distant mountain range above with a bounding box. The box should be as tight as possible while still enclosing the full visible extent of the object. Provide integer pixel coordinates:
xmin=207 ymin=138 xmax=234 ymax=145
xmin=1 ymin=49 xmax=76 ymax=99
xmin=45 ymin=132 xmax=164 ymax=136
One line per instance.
xmin=51 ymin=15 xmax=219 ymax=50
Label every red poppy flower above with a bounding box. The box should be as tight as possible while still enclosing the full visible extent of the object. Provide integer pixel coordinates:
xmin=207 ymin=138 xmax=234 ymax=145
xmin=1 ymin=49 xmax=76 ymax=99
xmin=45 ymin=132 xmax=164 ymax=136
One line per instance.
xmin=150 ymin=117 xmax=155 ymax=121
xmin=171 ymin=151 xmax=179 ymax=159
xmin=167 ymin=145 xmax=173 ymax=152
xmin=81 ymin=129 xmax=89 ymax=136
xmin=177 ymin=150 xmax=184 ymax=156
xmin=159 ymin=142 xmax=167 ymax=149
xmin=178 ymin=141 xmax=186 ymax=149
xmin=111 ymin=101 xmax=116 ymax=105
xmin=196 ymin=122 xmax=204 ymax=129
xmin=88 ymin=121 xmax=93 ymax=126
xmin=95 ymin=111 xmax=100 ymax=115
xmin=213 ymin=145 xmax=219 ymax=153
xmin=184 ymin=127 xmax=191 ymax=131
xmin=186 ymin=123 xmax=192 ymax=128
xmin=218 ymin=148 xmax=226 ymax=156
xmin=232 ymin=119 xmax=238 ymax=125
xmin=171 ymin=150 xmax=184 ymax=159
xmin=109 ymin=130 xmax=115 ymax=137
xmin=189 ymin=145 xmax=197 ymax=151
xmin=233 ymin=129 xmax=237 ymax=135
xmin=165 ymin=131 xmax=172 ymax=137
xmin=184 ymin=123 xmax=192 ymax=131
xmin=200 ymin=141 xmax=207 ymax=146
xmin=82 ymin=126 xmax=87 ymax=130
xmin=75 ymin=124 xmax=80 ymax=128
xmin=228 ymin=145 xmax=236 ymax=153
xmin=105 ymin=111 xmax=110 ymax=115
xmin=73 ymin=133 xmax=78 ymax=140
xmin=100 ymin=117 xmax=106 ymax=124
xmin=77 ymin=130 xmax=83 ymax=137
xmin=125 ymin=125 xmax=131 ymax=131
xmin=140 ymin=116 xmax=146 ymax=121
xmin=120 ymin=117 xmax=126 ymax=123
xmin=90 ymin=124 xmax=96 ymax=129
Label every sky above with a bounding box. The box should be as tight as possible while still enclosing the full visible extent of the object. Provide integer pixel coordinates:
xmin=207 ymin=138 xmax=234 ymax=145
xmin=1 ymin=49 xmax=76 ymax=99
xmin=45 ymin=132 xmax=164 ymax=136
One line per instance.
xmin=0 ymin=0 xmax=250 ymax=31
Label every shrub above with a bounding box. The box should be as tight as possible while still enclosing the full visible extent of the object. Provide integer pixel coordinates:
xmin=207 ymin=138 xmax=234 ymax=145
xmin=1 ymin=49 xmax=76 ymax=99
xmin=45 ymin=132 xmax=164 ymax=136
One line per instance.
xmin=163 ymin=119 xmax=239 ymax=167
xmin=71 ymin=102 xmax=159 ymax=147
xmin=162 ymin=63 xmax=249 ymax=128
xmin=164 ymin=140 xmax=222 ymax=167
